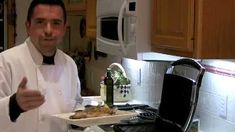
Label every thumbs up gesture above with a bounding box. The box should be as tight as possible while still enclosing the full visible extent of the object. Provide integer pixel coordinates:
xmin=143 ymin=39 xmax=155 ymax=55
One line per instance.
xmin=16 ymin=77 xmax=45 ymax=111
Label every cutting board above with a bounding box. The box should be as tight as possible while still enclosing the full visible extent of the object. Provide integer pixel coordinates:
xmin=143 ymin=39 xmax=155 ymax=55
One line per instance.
xmin=51 ymin=110 xmax=137 ymax=127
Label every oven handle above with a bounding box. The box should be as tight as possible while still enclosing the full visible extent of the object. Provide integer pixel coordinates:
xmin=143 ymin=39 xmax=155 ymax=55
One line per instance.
xmin=118 ymin=0 xmax=127 ymax=55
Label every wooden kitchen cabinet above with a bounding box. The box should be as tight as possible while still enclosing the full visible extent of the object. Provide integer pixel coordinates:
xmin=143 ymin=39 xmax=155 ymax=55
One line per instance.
xmin=64 ymin=0 xmax=96 ymax=39
xmin=6 ymin=0 xmax=16 ymax=49
xmin=151 ymin=0 xmax=235 ymax=58
xmin=64 ymin=0 xmax=86 ymax=15
xmin=86 ymin=0 xmax=96 ymax=40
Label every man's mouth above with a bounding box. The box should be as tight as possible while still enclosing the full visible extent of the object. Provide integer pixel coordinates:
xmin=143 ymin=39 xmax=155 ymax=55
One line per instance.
xmin=43 ymin=38 xmax=54 ymax=41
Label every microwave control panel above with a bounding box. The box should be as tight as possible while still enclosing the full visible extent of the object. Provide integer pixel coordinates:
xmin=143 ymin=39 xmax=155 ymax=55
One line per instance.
xmin=126 ymin=0 xmax=136 ymax=16
xmin=127 ymin=16 xmax=136 ymax=45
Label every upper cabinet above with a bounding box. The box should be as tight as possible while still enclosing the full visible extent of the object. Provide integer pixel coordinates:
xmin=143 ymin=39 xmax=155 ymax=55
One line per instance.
xmin=64 ymin=0 xmax=86 ymax=15
xmin=65 ymin=0 xmax=97 ymax=39
xmin=151 ymin=0 xmax=235 ymax=58
xmin=0 ymin=1 xmax=4 ymax=52
xmin=6 ymin=0 xmax=16 ymax=49
xmin=85 ymin=0 xmax=96 ymax=40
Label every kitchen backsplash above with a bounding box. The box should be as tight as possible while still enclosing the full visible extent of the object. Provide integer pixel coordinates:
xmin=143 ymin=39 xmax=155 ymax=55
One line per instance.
xmin=121 ymin=58 xmax=170 ymax=107
xmin=197 ymin=60 xmax=235 ymax=132
xmin=122 ymin=58 xmax=235 ymax=132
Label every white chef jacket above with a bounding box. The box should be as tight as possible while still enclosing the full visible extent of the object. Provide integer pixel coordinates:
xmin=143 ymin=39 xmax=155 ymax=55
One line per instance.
xmin=0 ymin=37 xmax=83 ymax=132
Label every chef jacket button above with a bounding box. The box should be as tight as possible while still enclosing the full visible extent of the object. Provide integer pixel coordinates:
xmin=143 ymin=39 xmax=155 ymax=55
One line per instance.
xmin=58 ymin=90 xmax=62 ymax=95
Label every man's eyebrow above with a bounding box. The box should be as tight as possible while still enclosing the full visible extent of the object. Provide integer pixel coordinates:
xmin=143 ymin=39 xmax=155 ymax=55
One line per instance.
xmin=34 ymin=17 xmax=45 ymax=21
xmin=53 ymin=19 xmax=63 ymax=22
xmin=33 ymin=17 xmax=63 ymax=22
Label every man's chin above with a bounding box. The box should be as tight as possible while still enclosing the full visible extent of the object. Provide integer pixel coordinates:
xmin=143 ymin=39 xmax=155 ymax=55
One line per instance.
xmin=40 ymin=41 xmax=58 ymax=46
xmin=40 ymin=48 xmax=57 ymax=56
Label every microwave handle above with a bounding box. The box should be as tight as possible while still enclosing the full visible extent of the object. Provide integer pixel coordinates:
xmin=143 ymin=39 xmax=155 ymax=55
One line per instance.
xmin=118 ymin=0 xmax=127 ymax=55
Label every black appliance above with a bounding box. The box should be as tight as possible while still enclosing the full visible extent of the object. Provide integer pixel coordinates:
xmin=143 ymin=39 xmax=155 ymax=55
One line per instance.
xmin=113 ymin=58 xmax=205 ymax=132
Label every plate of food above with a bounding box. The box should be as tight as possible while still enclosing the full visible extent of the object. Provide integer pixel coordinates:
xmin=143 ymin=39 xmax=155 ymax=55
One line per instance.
xmin=51 ymin=105 xmax=137 ymax=127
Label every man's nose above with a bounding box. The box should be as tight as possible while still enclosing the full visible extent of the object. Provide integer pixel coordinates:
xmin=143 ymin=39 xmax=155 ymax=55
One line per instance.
xmin=44 ymin=23 xmax=52 ymax=36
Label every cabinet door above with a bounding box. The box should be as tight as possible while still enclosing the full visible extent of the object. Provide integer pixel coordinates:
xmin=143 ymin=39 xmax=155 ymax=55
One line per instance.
xmin=6 ymin=0 xmax=16 ymax=49
xmin=86 ymin=0 xmax=96 ymax=40
xmin=0 ymin=2 xmax=4 ymax=51
xmin=195 ymin=0 xmax=235 ymax=58
xmin=151 ymin=0 xmax=195 ymax=56
xmin=64 ymin=0 xmax=86 ymax=15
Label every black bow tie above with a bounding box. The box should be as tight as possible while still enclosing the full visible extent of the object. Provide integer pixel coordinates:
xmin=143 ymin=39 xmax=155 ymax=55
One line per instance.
xmin=42 ymin=55 xmax=55 ymax=65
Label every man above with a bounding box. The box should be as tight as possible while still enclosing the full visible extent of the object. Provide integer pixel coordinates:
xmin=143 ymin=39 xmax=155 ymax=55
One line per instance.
xmin=0 ymin=0 xmax=83 ymax=131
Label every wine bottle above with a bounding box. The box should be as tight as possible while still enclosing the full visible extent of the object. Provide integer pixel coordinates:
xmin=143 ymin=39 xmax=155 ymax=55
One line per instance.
xmin=104 ymin=68 xmax=114 ymax=106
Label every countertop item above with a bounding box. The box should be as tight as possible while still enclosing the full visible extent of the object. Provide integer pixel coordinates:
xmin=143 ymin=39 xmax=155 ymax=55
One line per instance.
xmin=51 ymin=110 xmax=137 ymax=127
xmin=50 ymin=96 xmax=137 ymax=128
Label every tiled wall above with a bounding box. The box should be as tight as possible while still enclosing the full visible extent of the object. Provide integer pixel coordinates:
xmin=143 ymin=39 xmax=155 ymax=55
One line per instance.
xmin=197 ymin=60 xmax=235 ymax=132
xmin=122 ymin=58 xmax=170 ymax=107
xmin=122 ymin=58 xmax=235 ymax=132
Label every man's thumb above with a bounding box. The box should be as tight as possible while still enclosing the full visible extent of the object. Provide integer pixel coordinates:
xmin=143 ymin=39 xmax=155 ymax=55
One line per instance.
xmin=18 ymin=77 xmax=27 ymax=89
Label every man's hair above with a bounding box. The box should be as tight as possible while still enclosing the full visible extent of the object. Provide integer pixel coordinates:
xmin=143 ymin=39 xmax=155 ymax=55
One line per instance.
xmin=27 ymin=0 xmax=67 ymax=24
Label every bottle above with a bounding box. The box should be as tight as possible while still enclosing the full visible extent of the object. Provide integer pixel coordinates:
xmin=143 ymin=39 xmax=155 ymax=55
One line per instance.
xmin=100 ymin=80 xmax=106 ymax=101
xmin=104 ymin=68 xmax=114 ymax=106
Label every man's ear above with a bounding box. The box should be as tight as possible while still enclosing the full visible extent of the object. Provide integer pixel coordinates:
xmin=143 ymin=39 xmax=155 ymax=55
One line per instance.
xmin=65 ymin=22 xmax=69 ymax=29
xmin=63 ymin=22 xmax=69 ymax=34
xmin=25 ymin=21 xmax=30 ymax=35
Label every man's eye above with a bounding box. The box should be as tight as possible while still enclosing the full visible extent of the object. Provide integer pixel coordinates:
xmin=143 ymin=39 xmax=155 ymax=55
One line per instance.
xmin=35 ymin=20 xmax=44 ymax=24
xmin=53 ymin=21 xmax=62 ymax=25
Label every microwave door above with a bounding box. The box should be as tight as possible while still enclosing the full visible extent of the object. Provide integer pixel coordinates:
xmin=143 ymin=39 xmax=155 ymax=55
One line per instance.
xmin=97 ymin=17 xmax=123 ymax=56
xmin=118 ymin=0 xmax=128 ymax=55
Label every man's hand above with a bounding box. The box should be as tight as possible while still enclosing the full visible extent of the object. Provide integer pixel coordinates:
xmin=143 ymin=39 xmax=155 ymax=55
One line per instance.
xmin=16 ymin=77 xmax=45 ymax=111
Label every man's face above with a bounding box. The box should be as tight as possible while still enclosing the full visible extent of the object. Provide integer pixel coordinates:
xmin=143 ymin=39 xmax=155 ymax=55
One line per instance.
xmin=26 ymin=4 xmax=67 ymax=56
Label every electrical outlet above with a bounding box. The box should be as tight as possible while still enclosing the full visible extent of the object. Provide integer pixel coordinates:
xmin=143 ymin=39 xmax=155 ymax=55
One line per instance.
xmin=219 ymin=96 xmax=227 ymax=119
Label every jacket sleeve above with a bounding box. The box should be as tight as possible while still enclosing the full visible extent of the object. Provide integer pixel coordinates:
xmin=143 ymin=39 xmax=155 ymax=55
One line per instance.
xmin=75 ymin=77 xmax=83 ymax=108
xmin=71 ymin=61 xmax=83 ymax=110
xmin=0 ymin=61 xmax=15 ymax=129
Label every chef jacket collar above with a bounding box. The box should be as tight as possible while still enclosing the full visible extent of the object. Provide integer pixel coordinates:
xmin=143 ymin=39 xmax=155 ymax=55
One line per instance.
xmin=26 ymin=37 xmax=62 ymax=65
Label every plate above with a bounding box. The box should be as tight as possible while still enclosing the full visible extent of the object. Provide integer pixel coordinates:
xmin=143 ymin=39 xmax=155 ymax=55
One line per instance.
xmin=51 ymin=110 xmax=137 ymax=127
